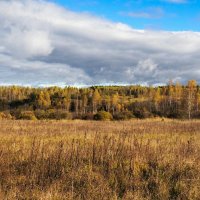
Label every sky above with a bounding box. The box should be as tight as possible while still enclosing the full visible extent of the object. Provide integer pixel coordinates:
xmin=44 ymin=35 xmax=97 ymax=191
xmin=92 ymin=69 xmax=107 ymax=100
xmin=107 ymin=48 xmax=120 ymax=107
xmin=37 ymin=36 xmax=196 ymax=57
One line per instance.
xmin=0 ymin=0 xmax=200 ymax=86
xmin=54 ymin=0 xmax=200 ymax=31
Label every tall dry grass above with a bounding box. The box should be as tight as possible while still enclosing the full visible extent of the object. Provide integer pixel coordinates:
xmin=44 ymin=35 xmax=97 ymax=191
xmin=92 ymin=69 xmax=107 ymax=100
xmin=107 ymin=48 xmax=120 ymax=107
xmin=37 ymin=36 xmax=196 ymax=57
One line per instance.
xmin=0 ymin=120 xmax=199 ymax=199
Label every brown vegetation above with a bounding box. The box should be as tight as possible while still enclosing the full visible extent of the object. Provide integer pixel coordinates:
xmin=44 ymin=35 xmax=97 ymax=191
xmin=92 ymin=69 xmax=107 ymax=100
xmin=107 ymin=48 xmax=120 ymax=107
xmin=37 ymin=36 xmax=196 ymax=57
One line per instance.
xmin=0 ymin=120 xmax=199 ymax=199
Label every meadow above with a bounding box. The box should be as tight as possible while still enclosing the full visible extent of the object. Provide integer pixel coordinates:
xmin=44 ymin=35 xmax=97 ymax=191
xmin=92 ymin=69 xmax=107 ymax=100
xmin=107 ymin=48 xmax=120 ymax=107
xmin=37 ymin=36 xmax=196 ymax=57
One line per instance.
xmin=0 ymin=119 xmax=199 ymax=199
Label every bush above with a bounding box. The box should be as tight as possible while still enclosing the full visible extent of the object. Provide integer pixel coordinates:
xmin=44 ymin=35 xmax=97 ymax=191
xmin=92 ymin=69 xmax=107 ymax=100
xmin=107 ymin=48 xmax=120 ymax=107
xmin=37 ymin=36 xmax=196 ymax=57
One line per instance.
xmin=34 ymin=110 xmax=47 ymax=120
xmin=46 ymin=109 xmax=72 ymax=120
xmin=19 ymin=111 xmax=37 ymax=120
xmin=133 ymin=107 xmax=153 ymax=119
xmin=113 ymin=111 xmax=134 ymax=120
xmin=82 ymin=113 xmax=94 ymax=120
xmin=56 ymin=110 xmax=72 ymax=120
xmin=94 ymin=111 xmax=113 ymax=121
xmin=0 ymin=112 xmax=12 ymax=120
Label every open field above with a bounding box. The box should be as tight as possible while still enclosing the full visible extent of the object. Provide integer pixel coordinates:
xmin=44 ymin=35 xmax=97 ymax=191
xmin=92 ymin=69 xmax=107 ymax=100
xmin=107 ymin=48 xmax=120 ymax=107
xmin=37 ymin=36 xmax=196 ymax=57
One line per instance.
xmin=0 ymin=120 xmax=200 ymax=199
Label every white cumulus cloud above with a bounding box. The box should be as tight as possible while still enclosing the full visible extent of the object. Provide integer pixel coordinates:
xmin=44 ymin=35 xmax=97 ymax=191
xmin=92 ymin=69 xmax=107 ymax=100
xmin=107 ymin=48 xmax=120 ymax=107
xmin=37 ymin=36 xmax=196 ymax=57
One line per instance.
xmin=0 ymin=0 xmax=200 ymax=86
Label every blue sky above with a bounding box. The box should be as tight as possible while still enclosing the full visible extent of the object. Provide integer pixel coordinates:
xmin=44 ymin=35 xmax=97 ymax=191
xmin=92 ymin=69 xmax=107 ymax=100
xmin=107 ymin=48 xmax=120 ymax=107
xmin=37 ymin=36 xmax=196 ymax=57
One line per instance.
xmin=53 ymin=0 xmax=200 ymax=31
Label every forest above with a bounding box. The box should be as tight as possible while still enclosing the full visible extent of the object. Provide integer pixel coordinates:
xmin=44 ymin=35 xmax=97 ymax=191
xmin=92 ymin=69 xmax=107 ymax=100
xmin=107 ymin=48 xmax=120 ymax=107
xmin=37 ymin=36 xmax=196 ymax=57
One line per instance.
xmin=0 ymin=80 xmax=199 ymax=120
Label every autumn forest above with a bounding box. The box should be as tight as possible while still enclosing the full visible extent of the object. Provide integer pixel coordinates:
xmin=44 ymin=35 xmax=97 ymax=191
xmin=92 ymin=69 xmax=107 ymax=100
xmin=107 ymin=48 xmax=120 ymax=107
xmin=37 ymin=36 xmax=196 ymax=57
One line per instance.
xmin=0 ymin=80 xmax=199 ymax=120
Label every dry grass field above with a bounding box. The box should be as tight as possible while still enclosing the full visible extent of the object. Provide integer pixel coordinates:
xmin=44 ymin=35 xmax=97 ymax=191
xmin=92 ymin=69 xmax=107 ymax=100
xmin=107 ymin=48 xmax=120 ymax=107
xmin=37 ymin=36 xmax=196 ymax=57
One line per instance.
xmin=0 ymin=119 xmax=200 ymax=199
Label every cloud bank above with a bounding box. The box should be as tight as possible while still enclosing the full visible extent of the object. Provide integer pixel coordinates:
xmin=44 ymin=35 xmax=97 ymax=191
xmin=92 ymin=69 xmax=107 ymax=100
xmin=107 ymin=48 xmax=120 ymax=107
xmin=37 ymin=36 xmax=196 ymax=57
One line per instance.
xmin=0 ymin=0 xmax=200 ymax=86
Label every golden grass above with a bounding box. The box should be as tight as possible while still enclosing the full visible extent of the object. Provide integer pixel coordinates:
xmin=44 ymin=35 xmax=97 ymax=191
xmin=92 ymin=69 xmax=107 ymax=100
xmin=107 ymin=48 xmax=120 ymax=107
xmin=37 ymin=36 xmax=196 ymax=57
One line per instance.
xmin=0 ymin=120 xmax=199 ymax=199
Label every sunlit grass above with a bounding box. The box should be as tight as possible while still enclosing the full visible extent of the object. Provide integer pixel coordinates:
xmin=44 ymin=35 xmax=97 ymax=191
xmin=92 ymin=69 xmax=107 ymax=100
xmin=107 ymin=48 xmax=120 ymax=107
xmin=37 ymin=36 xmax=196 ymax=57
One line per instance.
xmin=0 ymin=120 xmax=199 ymax=199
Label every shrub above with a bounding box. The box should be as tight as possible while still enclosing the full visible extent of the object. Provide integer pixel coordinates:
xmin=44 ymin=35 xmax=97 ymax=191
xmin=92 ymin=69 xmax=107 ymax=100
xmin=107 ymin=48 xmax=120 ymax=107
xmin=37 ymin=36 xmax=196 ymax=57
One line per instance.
xmin=46 ymin=109 xmax=72 ymax=120
xmin=94 ymin=111 xmax=113 ymax=121
xmin=82 ymin=113 xmax=94 ymax=120
xmin=0 ymin=112 xmax=12 ymax=120
xmin=113 ymin=111 xmax=134 ymax=120
xmin=19 ymin=111 xmax=37 ymax=120
xmin=133 ymin=107 xmax=153 ymax=119
xmin=34 ymin=109 xmax=47 ymax=120
xmin=56 ymin=110 xmax=72 ymax=120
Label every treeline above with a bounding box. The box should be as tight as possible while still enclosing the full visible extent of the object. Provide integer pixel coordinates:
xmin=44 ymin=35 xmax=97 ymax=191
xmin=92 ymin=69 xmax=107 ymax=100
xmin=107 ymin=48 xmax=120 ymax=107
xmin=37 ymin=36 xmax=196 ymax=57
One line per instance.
xmin=0 ymin=80 xmax=200 ymax=120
